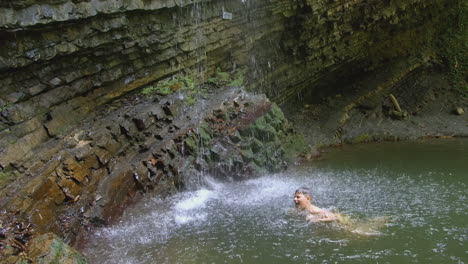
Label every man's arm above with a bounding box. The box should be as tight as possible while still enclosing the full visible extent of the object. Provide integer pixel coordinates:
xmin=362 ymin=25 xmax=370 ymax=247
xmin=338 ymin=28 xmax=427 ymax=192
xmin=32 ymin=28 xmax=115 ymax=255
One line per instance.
xmin=306 ymin=211 xmax=337 ymax=222
xmin=317 ymin=211 xmax=338 ymax=222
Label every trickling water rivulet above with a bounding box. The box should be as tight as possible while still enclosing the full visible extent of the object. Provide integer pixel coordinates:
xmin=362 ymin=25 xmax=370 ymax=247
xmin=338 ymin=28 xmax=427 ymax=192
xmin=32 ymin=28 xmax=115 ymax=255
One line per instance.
xmin=82 ymin=139 xmax=467 ymax=263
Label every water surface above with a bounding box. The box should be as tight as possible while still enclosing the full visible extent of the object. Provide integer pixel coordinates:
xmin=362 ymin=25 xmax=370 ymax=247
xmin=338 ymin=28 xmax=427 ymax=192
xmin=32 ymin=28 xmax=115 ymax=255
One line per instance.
xmin=83 ymin=139 xmax=467 ymax=263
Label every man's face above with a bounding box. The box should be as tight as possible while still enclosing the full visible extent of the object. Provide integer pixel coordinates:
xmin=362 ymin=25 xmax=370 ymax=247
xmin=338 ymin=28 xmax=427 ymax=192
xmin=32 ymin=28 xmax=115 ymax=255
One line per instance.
xmin=294 ymin=192 xmax=310 ymax=209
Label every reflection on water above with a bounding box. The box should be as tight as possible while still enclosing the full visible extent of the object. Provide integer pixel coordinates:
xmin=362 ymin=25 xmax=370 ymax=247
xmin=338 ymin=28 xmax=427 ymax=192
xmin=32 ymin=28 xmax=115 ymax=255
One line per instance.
xmin=82 ymin=139 xmax=468 ymax=263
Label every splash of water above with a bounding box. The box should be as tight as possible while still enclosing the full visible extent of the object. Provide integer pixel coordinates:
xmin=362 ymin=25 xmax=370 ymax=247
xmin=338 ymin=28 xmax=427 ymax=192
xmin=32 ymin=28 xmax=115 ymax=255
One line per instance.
xmin=82 ymin=141 xmax=468 ymax=264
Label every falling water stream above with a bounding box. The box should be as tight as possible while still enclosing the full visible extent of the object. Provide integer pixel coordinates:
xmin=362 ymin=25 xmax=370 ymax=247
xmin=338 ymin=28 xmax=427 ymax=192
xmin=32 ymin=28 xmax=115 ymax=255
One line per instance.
xmin=82 ymin=139 xmax=467 ymax=263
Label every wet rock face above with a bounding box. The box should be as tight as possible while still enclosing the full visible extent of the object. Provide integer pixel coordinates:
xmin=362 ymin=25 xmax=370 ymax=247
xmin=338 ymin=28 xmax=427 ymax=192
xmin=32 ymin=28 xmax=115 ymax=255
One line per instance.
xmin=0 ymin=88 xmax=305 ymax=251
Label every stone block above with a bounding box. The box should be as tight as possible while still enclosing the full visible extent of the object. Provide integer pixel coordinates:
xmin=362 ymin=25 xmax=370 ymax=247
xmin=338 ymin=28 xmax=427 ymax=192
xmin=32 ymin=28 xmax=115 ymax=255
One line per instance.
xmin=12 ymin=117 xmax=42 ymax=138
xmin=28 ymin=83 xmax=48 ymax=96
xmin=0 ymin=127 xmax=49 ymax=168
xmin=36 ymin=176 xmax=66 ymax=206
xmin=44 ymin=102 xmax=86 ymax=137
xmin=62 ymin=157 xmax=88 ymax=183
xmin=1 ymin=103 xmax=36 ymax=124
xmin=57 ymin=177 xmax=81 ymax=199
xmin=4 ymin=92 xmax=25 ymax=103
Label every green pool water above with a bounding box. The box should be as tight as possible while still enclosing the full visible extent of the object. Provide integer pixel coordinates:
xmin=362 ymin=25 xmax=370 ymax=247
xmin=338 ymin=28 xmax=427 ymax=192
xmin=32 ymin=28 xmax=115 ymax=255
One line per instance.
xmin=82 ymin=139 xmax=467 ymax=263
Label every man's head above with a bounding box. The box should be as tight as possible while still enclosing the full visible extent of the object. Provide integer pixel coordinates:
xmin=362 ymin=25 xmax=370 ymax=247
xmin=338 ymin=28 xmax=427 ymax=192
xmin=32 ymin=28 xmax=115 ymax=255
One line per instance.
xmin=294 ymin=187 xmax=312 ymax=209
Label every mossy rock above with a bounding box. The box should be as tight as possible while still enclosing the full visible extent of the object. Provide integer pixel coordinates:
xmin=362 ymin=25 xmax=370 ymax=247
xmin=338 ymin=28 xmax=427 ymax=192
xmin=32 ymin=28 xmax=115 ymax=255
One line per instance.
xmin=224 ymin=153 xmax=244 ymax=169
xmin=238 ymin=126 xmax=254 ymax=137
xmin=282 ymin=133 xmax=310 ymax=162
xmin=349 ymin=134 xmax=373 ymax=144
xmin=250 ymin=138 xmax=264 ymax=153
xmin=267 ymin=104 xmax=287 ymax=130
xmin=197 ymin=124 xmax=212 ymax=145
xmin=256 ymin=124 xmax=278 ymax=142
xmin=0 ymin=170 xmax=15 ymax=188
xmin=25 ymin=233 xmax=88 ymax=264
xmin=248 ymin=116 xmax=278 ymax=142
xmin=246 ymin=161 xmax=267 ymax=175
xmin=183 ymin=134 xmax=199 ymax=154
xmin=270 ymin=103 xmax=285 ymax=121
xmin=239 ymin=139 xmax=253 ymax=150
xmin=228 ymin=130 xmax=242 ymax=144
xmin=253 ymin=153 xmax=268 ymax=167
xmin=240 ymin=148 xmax=254 ymax=162
xmin=263 ymin=141 xmax=283 ymax=159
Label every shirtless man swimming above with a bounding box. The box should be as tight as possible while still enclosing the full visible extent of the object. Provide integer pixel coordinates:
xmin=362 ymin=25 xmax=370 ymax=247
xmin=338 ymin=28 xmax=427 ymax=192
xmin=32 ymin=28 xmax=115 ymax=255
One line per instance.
xmin=294 ymin=187 xmax=338 ymax=222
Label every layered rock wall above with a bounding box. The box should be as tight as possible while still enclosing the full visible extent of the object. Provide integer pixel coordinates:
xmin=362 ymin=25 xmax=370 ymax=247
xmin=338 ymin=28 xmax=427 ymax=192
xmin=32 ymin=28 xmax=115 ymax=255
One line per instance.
xmin=0 ymin=0 xmax=290 ymax=171
xmin=0 ymin=0 xmax=454 ymax=172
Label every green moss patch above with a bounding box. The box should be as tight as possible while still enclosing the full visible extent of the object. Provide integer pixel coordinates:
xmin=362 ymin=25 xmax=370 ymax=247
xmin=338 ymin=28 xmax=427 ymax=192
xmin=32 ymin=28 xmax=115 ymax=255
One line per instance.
xmin=0 ymin=170 xmax=15 ymax=188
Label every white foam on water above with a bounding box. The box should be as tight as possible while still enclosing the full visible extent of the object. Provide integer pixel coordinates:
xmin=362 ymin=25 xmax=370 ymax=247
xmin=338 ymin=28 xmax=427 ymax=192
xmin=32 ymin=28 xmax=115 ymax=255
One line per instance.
xmin=172 ymin=177 xmax=226 ymax=224
xmin=175 ymin=189 xmax=214 ymax=211
xmin=175 ymin=212 xmax=208 ymax=224
xmin=82 ymin=139 xmax=468 ymax=264
xmin=226 ymin=173 xmax=301 ymax=206
xmin=98 ymin=222 xmax=147 ymax=239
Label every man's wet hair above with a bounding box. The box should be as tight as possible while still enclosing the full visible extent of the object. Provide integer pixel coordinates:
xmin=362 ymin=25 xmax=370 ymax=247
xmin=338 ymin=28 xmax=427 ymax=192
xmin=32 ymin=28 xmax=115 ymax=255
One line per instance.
xmin=295 ymin=187 xmax=311 ymax=197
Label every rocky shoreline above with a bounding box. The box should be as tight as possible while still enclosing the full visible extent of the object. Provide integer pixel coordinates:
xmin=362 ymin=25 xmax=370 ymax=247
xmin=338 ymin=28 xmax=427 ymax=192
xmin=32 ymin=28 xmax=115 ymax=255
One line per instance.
xmin=285 ymin=64 xmax=467 ymax=149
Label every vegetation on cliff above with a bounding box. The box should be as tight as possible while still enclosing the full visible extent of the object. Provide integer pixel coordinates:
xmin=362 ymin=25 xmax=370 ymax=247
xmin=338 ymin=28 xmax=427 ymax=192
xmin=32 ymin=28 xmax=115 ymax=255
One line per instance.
xmin=141 ymin=68 xmax=247 ymax=105
xmin=434 ymin=0 xmax=467 ymax=95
